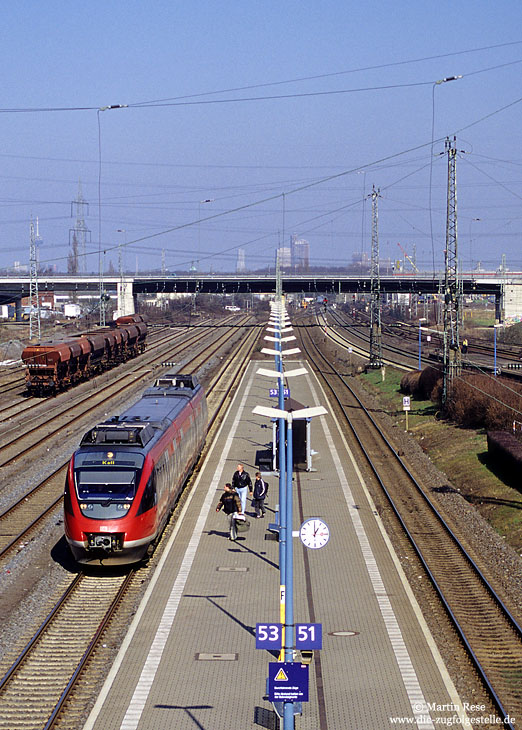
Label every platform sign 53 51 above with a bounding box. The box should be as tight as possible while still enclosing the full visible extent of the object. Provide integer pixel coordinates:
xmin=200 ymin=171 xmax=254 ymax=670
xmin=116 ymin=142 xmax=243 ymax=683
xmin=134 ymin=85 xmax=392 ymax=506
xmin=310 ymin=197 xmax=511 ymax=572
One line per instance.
xmin=269 ymin=388 xmax=290 ymax=398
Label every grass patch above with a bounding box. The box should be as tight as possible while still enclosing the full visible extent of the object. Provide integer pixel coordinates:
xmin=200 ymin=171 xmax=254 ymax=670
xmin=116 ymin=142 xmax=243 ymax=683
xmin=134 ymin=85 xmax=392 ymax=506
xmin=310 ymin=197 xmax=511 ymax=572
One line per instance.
xmin=466 ymin=314 xmax=496 ymax=328
xmin=360 ymin=367 xmax=435 ymax=427
xmin=358 ymin=368 xmax=522 ymax=552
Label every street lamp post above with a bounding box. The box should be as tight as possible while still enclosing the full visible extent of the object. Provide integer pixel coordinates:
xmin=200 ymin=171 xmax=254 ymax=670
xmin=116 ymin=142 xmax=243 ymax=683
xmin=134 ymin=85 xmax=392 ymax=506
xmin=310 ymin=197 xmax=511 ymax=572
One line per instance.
xmin=419 ymin=320 xmax=422 ymax=370
xmin=418 ymin=317 xmax=426 ymax=370
xmin=357 ymin=170 xmax=366 ymax=272
xmin=469 ymin=218 xmax=481 ymax=272
xmin=430 ymin=75 xmax=462 ymax=275
xmin=116 ymin=229 xmax=126 ymax=317
xmin=494 ymin=324 xmax=501 ymax=377
xmin=198 ymin=199 xmax=214 ymax=271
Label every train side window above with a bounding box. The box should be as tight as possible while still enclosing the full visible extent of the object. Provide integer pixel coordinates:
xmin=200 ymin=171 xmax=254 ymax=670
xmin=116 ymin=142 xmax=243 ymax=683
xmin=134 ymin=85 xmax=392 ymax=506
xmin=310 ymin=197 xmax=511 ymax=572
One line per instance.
xmin=137 ymin=474 xmax=156 ymax=515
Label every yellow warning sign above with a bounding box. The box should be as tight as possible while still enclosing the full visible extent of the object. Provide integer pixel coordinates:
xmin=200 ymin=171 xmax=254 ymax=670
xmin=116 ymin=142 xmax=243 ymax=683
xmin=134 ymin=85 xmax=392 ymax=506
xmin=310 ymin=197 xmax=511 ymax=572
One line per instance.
xmin=274 ymin=668 xmax=289 ymax=681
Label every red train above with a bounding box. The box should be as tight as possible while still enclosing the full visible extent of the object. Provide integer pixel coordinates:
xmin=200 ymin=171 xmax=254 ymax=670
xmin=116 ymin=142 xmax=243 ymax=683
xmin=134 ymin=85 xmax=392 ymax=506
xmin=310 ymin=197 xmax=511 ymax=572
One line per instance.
xmin=64 ymin=372 xmax=207 ymax=565
xmin=21 ymin=314 xmax=147 ymax=395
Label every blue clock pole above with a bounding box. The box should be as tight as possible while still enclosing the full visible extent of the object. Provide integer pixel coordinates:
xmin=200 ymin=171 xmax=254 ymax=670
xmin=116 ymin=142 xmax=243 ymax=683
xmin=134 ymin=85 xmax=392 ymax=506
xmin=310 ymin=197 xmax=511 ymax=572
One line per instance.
xmin=284 ymin=412 xmax=295 ymax=728
xmin=277 ymin=318 xmax=287 ymax=594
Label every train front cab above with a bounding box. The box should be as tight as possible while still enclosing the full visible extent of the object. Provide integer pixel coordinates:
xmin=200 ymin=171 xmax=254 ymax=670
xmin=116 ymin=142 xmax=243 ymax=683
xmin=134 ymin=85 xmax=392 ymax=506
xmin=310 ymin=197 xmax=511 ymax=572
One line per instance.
xmin=64 ymin=373 xmax=206 ymax=566
xmin=64 ymin=430 xmax=160 ymax=565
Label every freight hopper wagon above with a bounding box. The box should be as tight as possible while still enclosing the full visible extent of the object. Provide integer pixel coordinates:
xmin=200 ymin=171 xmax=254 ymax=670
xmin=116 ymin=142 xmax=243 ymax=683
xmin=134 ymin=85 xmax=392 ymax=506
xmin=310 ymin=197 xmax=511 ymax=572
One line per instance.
xmin=64 ymin=373 xmax=207 ymax=565
xmin=21 ymin=314 xmax=147 ymax=395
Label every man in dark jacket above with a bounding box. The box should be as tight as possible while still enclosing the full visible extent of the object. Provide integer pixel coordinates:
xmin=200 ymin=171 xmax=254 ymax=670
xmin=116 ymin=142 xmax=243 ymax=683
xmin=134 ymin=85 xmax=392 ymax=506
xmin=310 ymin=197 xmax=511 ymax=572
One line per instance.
xmin=231 ymin=463 xmax=252 ymax=513
xmin=252 ymin=472 xmax=268 ymax=518
xmin=216 ymin=483 xmax=243 ymax=540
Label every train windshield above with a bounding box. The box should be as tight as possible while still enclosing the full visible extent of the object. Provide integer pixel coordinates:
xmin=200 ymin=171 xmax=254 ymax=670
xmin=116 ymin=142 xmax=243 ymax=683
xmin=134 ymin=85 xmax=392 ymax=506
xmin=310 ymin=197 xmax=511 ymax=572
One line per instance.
xmin=76 ymin=469 xmax=137 ymax=501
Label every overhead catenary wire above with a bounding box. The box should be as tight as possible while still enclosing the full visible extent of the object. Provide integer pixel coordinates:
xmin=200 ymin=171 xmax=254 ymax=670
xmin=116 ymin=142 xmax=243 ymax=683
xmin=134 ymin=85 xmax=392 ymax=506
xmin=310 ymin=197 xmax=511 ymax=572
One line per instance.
xmin=10 ymin=66 xmax=522 ymax=274
xmin=34 ymin=88 xmax=522 ymax=271
xmin=0 ymin=57 xmax=521 ymax=114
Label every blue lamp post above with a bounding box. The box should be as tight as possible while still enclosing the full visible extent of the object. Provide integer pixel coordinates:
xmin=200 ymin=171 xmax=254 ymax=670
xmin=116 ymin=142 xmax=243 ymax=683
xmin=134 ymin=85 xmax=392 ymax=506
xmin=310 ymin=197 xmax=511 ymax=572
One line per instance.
xmin=283 ymin=412 xmax=295 ymax=728
xmin=253 ymin=403 xmax=327 ymax=730
xmin=418 ymin=320 xmax=422 ymax=370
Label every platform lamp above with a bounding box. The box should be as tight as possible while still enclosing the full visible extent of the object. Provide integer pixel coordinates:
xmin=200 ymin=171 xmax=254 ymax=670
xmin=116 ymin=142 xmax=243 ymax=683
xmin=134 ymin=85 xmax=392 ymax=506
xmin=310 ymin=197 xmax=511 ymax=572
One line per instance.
xmin=266 ymin=300 xmax=292 ymax=515
xmin=259 ymin=342 xmax=302 ymax=527
xmin=259 ymin=317 xmax=304 ymax=660
xmin=267 ymin=325 xmax=294 ymax=334
xmin=256 ymin=364 xmax=309 ymax=475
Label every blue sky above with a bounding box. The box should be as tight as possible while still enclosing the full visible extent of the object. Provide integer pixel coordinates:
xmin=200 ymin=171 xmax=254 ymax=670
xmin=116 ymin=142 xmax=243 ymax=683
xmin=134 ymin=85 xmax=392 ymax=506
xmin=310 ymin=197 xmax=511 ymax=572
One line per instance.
xmin=2 ymin=1 xmax=522 ymax=274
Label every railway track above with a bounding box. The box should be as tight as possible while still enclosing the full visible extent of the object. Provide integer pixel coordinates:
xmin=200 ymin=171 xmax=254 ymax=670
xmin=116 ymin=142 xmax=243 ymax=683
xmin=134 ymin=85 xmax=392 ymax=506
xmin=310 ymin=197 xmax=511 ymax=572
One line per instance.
xmin=330 ymin=307 xmax=522 ymax=376
xmin=320 ymin=311 xmax=412 ymax=370
xmin=0 ymin=317 xmax=256 ymax=564
xmin=0 ymin=322 xmax=201 ymax=426
xmin=0 ymin=321 xmax=263 ymax=729
xmin=323 ymin=308 xmax=423 ymax=370
xmin=0 ymin=320 xmax=260 ymax=730
xmin=0 ymin=572 xmax=136 ymax=730
xmin=384 ymin=317 xmax=521 ymax=362
xmin=0 ymin=466 xmax=64 ymax=560
xmin=0 ymin=318 xmax=245 ymax=468
xmin=298 ymin=324 xmax=522 ymax=727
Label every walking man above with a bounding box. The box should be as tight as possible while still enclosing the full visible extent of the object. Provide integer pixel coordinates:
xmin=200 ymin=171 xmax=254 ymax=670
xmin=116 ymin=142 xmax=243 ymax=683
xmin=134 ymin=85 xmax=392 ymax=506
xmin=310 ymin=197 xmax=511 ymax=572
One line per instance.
xmin=232 ymin=463 xmax=252 ymax=514
xmin=252 ymin=472 xmax=268 ymax=518
xmin=216 ymin=483 xmax=242 ymax=541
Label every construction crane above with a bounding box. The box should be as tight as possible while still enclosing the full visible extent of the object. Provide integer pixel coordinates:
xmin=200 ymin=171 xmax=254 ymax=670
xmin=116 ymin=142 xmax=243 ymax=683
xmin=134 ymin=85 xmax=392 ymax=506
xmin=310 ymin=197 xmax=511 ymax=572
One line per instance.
xmin=397 ymin=242 xmax=418 ymax=273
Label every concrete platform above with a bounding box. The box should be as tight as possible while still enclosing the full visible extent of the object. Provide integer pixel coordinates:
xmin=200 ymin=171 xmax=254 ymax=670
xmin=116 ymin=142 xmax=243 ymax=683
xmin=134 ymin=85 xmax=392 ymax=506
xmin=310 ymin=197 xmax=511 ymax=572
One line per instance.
xmin=84 ymin=360 xmax=469 ymax=730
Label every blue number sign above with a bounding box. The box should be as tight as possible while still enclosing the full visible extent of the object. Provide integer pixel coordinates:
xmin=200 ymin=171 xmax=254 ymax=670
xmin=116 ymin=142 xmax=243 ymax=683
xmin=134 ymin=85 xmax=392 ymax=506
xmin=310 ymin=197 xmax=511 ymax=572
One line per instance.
xmin=256 ymin=623 xmax=282 ymax=649
xmin=295 ymin=623 xmax=322 ymax=650
xmin=269 ymin=388 xmax=290 ymax=398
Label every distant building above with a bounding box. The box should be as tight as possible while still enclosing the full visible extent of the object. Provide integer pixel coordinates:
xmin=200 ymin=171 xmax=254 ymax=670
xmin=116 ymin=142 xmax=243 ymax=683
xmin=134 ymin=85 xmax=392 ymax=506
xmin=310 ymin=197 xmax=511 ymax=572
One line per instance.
xmin=236 ymin=248 xmax=246 ymax=273
xmin=290 ymin=234 xmax=309 ymax=271
xmin=276 ymin=247 xmax=292 ymax=269
xmin=22 ymin=292 xmax=55 ymax=309
xmin=351 ymin=252 xmax=369 ymax=272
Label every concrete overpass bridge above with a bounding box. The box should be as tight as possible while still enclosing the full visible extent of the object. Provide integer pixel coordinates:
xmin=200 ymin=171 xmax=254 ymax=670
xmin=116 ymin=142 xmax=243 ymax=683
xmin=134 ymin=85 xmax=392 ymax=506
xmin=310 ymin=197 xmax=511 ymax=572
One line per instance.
xmin=1 ymin=271 xmax=519 ymax=321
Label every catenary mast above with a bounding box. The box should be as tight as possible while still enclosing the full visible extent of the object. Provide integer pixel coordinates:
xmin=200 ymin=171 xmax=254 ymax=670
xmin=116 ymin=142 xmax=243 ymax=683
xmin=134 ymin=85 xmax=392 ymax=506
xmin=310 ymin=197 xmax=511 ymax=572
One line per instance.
xmin=70 ymin=180 xmax=90 ymax=274
xmin=442 ymin=136 xmax=461 ymax=406
xmin=29 ymin=218 xmax=41 ymax=341
xmin=369 ymin=185 xmax=383 ymax=368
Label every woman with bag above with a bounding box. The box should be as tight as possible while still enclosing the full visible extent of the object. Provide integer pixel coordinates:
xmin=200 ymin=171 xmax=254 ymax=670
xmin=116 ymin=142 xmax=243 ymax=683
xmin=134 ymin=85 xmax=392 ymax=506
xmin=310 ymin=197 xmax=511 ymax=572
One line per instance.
xmin=216 ymin=483 xmax=243 ymax=541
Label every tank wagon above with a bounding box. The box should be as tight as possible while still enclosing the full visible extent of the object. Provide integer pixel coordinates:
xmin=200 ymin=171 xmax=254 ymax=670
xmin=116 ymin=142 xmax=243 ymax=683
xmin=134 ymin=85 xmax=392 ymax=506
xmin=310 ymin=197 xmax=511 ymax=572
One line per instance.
xmin=21 ymin=314 xmax=147 ymax=395
xmin=64 ymin=373 xmax=207 ymax=565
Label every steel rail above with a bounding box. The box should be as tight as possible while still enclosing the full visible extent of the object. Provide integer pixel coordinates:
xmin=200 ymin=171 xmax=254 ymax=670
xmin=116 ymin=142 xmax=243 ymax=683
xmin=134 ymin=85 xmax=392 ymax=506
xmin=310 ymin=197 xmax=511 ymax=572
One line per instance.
xmin=299 ymin=326 xmax=520 ymax=729
xmin=0 ymin=320 xmax=255 ymax=562
xmin=0 ymin=321 xmax=262 ymax=728
xmin=0 ymin=573 xmax=85 ymax=690
xmin=43 ymin=571 xmax=136 ymax=730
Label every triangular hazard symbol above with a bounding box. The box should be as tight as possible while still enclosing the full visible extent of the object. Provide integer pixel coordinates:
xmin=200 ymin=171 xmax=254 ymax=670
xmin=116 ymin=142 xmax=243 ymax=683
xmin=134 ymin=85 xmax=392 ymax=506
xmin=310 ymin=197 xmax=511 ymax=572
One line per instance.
xmin=274 ymin=668 xmax=288 ymax=681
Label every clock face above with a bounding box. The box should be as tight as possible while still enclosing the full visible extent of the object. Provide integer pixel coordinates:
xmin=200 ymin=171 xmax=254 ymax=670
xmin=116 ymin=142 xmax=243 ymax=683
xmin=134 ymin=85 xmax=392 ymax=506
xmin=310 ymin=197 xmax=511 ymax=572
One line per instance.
xmin=299 ymin=518 xmax=330 ymax=549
